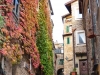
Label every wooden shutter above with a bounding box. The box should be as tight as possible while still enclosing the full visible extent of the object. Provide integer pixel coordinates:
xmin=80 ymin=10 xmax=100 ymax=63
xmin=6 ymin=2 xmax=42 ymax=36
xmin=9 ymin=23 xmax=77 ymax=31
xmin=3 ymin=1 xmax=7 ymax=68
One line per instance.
xmin=67 ymin=37 xmax=70 ymax=44
xmin=66 ymin=26 xmax=69 ymax=32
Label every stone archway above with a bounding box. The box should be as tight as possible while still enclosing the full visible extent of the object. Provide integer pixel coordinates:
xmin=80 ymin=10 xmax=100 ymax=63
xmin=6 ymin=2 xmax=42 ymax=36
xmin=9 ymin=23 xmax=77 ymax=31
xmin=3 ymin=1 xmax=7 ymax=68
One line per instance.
xmin=57 ymin=68 xmax=64 ymax=75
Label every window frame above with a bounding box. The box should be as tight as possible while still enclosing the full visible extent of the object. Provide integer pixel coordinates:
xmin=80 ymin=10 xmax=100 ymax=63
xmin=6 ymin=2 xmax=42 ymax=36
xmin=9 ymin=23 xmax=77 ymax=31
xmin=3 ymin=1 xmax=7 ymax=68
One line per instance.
xmin=75 ymin=7 xmax=82 ymax=20
xmin=13 ymin=0 xmax=19 ymax=19
xmin=66 ymin=25 xmax=72 ymax=33
xmin=69 ymin=25 xmax=72 ymax=33
xmin=96 ymin=0 xmax=99 ymax=7
xmin=76 ymin=30 xmax=86 ymax=46
xmin=59 ymin=59 xmax=64 ymax=65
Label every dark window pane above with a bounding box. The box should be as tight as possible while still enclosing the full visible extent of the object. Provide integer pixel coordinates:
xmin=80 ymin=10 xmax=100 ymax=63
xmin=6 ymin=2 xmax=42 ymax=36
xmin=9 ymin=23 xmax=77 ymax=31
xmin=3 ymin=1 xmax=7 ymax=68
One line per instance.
xmin=59 ymin=59 xmax=64 ymax=65
xmin=13 ymin=0 xmax=15 ymax=5
xmin=16 ymin=4 xmax=18 ymax=14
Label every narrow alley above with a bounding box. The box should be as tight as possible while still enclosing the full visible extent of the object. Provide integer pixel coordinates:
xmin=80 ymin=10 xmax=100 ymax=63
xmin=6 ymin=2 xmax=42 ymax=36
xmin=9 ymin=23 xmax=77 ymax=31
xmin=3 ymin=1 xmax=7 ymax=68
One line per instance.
xmin=0 ymin=0 xmax=100 ymax=75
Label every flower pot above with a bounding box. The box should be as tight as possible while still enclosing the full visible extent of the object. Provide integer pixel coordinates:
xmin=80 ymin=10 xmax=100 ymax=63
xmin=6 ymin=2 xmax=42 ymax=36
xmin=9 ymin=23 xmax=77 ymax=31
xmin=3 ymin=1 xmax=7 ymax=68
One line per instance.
xmin=70 ymin=72 xmax=77 ymax=75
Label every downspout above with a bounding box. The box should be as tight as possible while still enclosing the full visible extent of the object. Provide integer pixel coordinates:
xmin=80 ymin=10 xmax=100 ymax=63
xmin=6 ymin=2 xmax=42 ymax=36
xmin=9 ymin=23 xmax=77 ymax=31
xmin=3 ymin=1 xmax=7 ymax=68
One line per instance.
xmin=90 ymin=0 xmax=96 ymax=67
xmin=72 ymin=29 xmax=76 ymax=68
xmin=81 ymin=0 xmax=89 ymax=75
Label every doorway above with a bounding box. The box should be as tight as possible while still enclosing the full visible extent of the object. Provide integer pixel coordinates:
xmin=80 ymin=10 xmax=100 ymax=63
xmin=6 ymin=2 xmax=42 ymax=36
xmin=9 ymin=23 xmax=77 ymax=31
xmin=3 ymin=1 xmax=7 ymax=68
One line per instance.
xmin=79 ymin=59 xmax=88 ymax=75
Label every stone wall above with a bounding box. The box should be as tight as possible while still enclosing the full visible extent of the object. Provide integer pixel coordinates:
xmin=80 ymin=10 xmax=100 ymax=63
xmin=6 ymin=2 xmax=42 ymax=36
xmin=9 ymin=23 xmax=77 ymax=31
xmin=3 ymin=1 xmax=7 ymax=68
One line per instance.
xmin=83 ymin=0 xmax=100 ymax=75
xmin=64 ymin=35 xmax=73 ymax=75
xmin=63 ymin=15 xmax=74 ymax=75
xmin=54 ymin=43 xmax=64 ymax=75
xmin=85 ymin=5 xmax=93 ymax=75
xmin=4 ymin=58 xmax=12 ymax=75
xmin=56 ymin=54 xmax=64 ymax=71
xmin=71 ymin=0 xmax=87 ymax=75
xmin=3 ymin=57 xmax=36 ymax=75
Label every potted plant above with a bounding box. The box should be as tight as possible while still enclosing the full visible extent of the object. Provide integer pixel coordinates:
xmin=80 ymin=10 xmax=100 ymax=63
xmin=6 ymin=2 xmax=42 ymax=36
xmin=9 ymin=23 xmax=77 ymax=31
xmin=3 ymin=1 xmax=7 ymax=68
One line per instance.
xmin=70 ymin=68 xmax=77 ymax=75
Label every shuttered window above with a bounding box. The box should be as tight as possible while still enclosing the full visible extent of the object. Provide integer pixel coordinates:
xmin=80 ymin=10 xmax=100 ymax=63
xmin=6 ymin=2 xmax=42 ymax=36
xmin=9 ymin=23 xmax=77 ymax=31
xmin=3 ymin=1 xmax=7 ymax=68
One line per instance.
xmin=67 ymin=37 xmax=70 ymax=44
xmin=66 ymin=26 xmax=69 ymax=32
xmin=59 ymin=59 xmax=64 ymax=65
xmin=66 ymin=25 xmax=72 ymax=33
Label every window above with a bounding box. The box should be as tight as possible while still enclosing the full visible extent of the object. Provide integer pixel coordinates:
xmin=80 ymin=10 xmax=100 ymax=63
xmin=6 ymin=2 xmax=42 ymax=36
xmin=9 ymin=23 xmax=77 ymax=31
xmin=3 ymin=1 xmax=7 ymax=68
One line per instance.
xmin=59 ymin=59 xmax=64 ymax=65
xmin=76 ymin=30 xmax=86 ymax=45
xmin=75 ymin=7 xmax=82 ymax=20
xmin=66 ymin=26 xmax=69 ymax=32
xmin=61 ymin=49 xmax=63 ymax=53
xmin=13 ymin=0 xmax=19 ymax=17
xmin=66 ymin=25 xmax=72 ymax=33
xmin=54 ymin=49 xmax=63 ymax=54
xmin=67 ymin=37 xmax=70 ymax=44
xmin=69 ymin=25 xmax=72 ymax=33
xmin=96 ymin=0 xmax=99 ymax=7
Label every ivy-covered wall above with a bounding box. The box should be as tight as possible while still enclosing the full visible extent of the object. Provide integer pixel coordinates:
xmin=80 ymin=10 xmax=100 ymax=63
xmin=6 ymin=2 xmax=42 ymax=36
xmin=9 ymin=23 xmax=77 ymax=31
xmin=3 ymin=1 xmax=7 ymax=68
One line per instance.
xmin=36 ymin=0 xmax=53 ymax=75
xmin=0 ymin=0 xmax=40 ymax=75
xmin=0 ymin=0 xmax=53 ymax=75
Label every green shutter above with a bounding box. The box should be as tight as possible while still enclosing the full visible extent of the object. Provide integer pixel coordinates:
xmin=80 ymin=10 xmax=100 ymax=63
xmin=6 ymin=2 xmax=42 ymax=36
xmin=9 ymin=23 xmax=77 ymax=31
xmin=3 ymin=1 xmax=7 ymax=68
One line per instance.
xmin=67 ymin=37 xmax=70 ymax=44
xmin=66 ymin=26 xmax=69 ymax=32
xmin=59 ymin=59 xmax=64 ymax=65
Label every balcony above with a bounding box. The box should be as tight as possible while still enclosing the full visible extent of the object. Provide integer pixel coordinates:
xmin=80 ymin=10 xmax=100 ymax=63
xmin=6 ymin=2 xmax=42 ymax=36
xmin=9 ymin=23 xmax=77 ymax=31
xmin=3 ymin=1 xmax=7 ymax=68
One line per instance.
xmin=54 ymin=49 xmax=63 ymax=54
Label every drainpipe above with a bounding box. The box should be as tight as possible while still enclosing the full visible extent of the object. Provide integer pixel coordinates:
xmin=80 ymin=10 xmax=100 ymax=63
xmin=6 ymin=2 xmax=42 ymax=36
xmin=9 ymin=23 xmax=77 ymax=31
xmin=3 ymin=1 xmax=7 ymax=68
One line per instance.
xmin=81 ymin=0 xmax=90 ymax=75
xmin=90 ymin=0 xmax=96 ymax=67
xmin=72 ymin=29 xmax=76 ymax=68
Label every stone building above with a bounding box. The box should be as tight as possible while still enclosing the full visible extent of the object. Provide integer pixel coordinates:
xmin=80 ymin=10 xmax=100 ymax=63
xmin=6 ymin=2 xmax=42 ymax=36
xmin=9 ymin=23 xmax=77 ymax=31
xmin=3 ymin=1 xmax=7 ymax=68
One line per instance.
xmin=62 ymin=13 xmax=74 ymax=75
xmin=79 ymin=0 xmax=100 ymax=75
xmin=62 ymin=0 xmax=87 ymax=75
xmin=53 ymin=41 xmax=64 ymax=75
xmin=0 ymin=0 xmax=53 ymax=75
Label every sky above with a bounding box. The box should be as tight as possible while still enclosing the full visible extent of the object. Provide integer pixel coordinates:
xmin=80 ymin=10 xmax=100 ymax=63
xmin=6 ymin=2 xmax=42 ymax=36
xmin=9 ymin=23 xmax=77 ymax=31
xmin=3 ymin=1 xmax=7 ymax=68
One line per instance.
xmin=50 ymin=0 xmax=70 ymax=43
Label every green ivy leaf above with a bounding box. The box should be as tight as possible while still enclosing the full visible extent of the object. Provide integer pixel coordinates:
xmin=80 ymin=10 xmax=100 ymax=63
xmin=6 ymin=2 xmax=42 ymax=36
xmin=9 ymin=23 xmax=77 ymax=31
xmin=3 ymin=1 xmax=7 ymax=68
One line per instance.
xmin=0 ymin=15 xmax=4 ymax=28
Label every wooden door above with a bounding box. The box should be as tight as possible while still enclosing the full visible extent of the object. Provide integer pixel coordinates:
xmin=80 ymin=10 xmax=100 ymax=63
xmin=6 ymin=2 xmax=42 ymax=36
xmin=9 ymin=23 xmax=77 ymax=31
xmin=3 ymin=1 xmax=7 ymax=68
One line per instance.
xmin=79 ymin=60 xmax=88 ymax=75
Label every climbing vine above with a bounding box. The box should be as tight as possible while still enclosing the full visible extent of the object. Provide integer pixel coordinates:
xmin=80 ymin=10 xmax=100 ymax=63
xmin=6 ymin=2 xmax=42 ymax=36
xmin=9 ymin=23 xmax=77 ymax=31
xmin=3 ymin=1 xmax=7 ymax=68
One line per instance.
xmin=0 ymin=0 xmax=40 ymax=69
xmin=0 ymin=0 xmax=53 ymax=74
xmin=36 ymin=0 xmax=53 ymax=75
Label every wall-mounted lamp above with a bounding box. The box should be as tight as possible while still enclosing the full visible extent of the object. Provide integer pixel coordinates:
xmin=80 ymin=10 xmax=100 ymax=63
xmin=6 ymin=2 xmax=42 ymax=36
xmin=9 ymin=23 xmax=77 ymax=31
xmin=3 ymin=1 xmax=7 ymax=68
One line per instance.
xmin=65 ymin=56 xmax=68 ymax=60
xmin=65 ymin=56 xmax=73 ymax=61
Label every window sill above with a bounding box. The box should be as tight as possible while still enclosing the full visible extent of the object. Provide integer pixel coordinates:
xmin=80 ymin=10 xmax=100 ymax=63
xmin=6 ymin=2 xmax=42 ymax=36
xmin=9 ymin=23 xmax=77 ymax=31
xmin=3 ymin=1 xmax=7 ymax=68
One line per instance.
xmin=76 ymin=43 xmax=86 ymax=46
xmin=63 ymin=33 xmax=72 ymax=36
